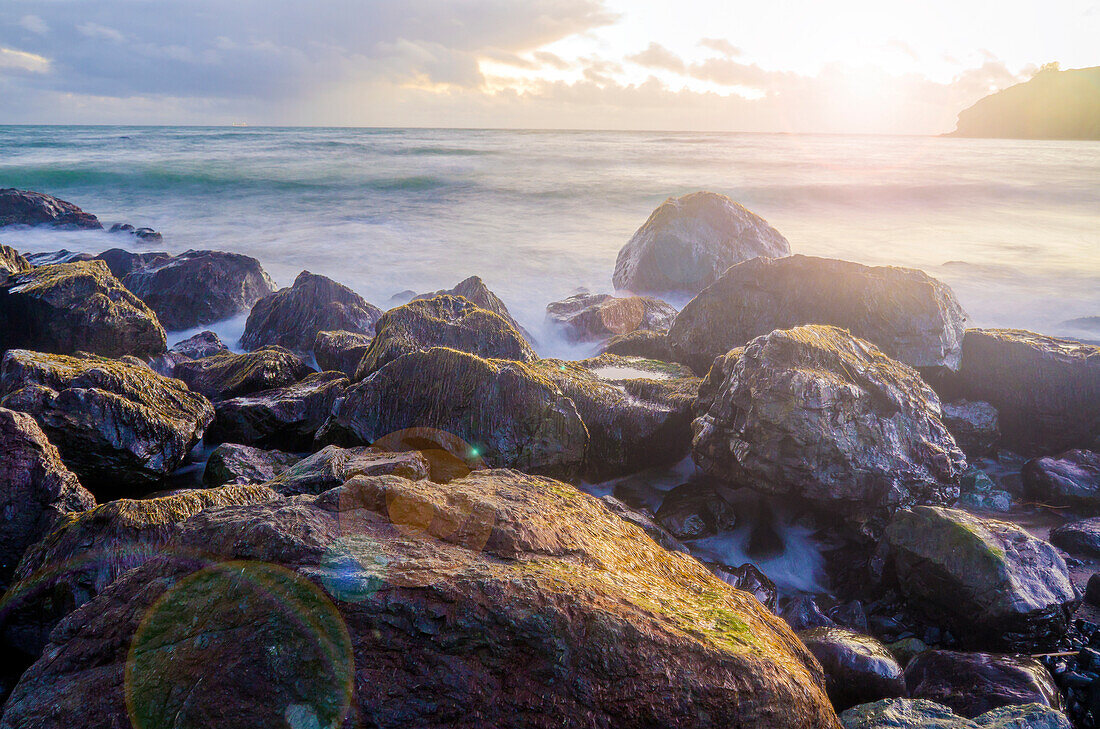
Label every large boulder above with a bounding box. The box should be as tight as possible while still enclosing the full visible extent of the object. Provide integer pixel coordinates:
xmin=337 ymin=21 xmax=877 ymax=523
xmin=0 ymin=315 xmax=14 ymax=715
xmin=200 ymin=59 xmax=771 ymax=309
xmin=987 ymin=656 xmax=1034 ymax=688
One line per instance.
xmin=942 ymin=401 xmax=1001 ymax=458
xmin=354 ymin=295 xmax=536 ymax=380
xmin=0 ymin=409 xmax=95 ymax=588
xmin=798 ymin=628 xmax=906 ymax=713
xmin=205 ymin=371 xmax=349 ymax=450
xmin=840 ymin=699 xmax=1070 ymax=729
xmin=92 ymin=248 xmax=171 ymax=279
xmin=545 ymin=292 xmax=677 ymax=343
xmin=935 ymin=329 xmax=1100 ymax=452
xmin=0 ymin=350 xmax=214 ymax=491
xmin=692 ymin=326 xmax=966 ymax=531
xmin=1049 ymin=516 xmax=1100 ymax=557
xmin=322 ymin=348 xmax=588 ymax=480
xmin=122 ymin=249 xmax=276 ymax=330
xmin=313 ymin=330 xmax=372 ymax=378
xmin=0 ymin=245 xmax=30 ymax=276
xmin=172 ymin=346 xmax=312 ymax=401
xmin=413 ymin=275 xmax=531 ymax=341
xmin=202 ymin=443 xmax=300 ymax=487
xmin=0 ymin=261 xmax=166 ymax=358
xmin=0 ymin=189 xmax=101 ymax=229
xmin=613 ymin=191 xmax=790 ymax=295
xmin=903 ymin=651 xmax=1062 ymax=719
xmin=668 ymin=255 xmax=967 ymax=375
xmin=1023 ymin=450 xmax=1100 ymax=510
xmin=241 ymin=271 xmax=382 ymax=353
xmin=0 ymin=470 xmax=839 ymax=729
xmin=885 ymin=507 xmax=1078 ymax=650
xmin=266 ymin=445 xmax=430 ymax=496
xmin=0 ymin=485 xmax=278 ymax=659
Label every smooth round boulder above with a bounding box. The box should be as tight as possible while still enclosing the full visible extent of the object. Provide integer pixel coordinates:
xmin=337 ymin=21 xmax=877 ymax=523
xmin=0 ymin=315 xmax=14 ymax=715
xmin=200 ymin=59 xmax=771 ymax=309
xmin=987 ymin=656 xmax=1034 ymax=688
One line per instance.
xmin=692 ymin=326 xmax=965 ymax=532
xmin=799 ymin=628 xmax=906 ymax=712
xmin=202 ymin=443 xmax=300 ymax=487
xmin=313 ymin=330 xmax=372 ymax=378
xmin=0 ymin=189 xmax=101 ymax=229
xmin=1049 ymin=516 xmax=1100 ymax=557
xmin=668 ymin=255 xmax=968 ymax=374
xmin=904 ymin=651 xmax=1062 ymax=719
xmin=172 ymin=346 xmax=312 ymax=401
xmin=241 ymin=271 xmax=382 ymax=353
xmin=0 ymin=260 xmax=166 ymax=358
xmin=545 ymin=292 xmax=677 ymax=343
xmin=0 ymin=470 xmax=839 ymax=729
xmin=1023 ymin=450 xmax=1100 ymax=510
xmin=122 ymin=249 xmax=276 ymax=330
xmin=613 ymin=191 xmax=790 ymax=295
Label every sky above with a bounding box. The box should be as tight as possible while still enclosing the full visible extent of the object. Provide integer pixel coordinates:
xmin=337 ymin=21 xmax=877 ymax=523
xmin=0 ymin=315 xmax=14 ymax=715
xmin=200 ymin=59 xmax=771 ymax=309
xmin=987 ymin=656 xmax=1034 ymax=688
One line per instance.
xmin=0 ymin=0 xmax=1096 ymax=133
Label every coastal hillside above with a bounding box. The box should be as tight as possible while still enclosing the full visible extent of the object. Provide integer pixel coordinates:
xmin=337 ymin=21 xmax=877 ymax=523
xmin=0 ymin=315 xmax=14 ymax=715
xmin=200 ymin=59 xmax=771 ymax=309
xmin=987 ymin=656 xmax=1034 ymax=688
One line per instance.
xmin=949 ymin=65 xmax=1100 ymax=140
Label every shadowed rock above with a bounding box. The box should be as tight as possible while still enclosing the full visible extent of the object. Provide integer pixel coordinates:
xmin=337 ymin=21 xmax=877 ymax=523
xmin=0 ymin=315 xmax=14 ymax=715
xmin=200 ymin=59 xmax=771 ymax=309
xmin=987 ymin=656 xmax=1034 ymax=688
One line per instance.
xmin=600 ymin=329 xmax=675 ymax=362
xmin=0 ymin=189 xmax=101 ymax=229
xmin=1049 ymin=516 xmax=1100 ymax=557
xmin=668 ymin=255 xmax=968 ymax=374
xmin=266 ymin=445 xmax=430 ymax=495
xmin=92 ymin=248 xmax=171 ymax=279
xmin=942 ymin=400 xmax=1001 ymax=458
xmin=904 ymin=651 xmax=1062 ymax=718
xmin=0 ymin=470 xmax=839 ymax=729
xmin=313 ymin=330 xmax=372 ymax=378
xmin=172 ymin=346 xmax=312 ymax=401
xmin=613 ymin=191 xmax=790 ymax=295
xmin=122 ymin=249 xmax=276 ymax=330
xmin=799 ymin=628 xmax=905 ymax=713
xmin=1023 ymin=450 xmax=1100 ymax=510
xmin=708 ymin=563 xmax=778 ymax=612
xmin=203 ymin=443 xmax=300 ymax=487
xmin=546 ymin=292 xmax=676 ymax=343
xmin=0 ymin=261 xmax=166 ymax=358
xmin=147 ymin=331 xmax=230 ymax=377
xmin=0 ymin=350 xmax=214 ymax=492
xmin=655 ymin=482 xmax=736 ymax=540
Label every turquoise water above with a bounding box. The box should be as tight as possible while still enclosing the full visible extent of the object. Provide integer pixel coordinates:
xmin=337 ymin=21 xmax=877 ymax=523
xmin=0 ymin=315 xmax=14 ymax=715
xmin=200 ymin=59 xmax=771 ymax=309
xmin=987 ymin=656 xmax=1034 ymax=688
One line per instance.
xmin=1 ymin=125 xmax=1098 ymax=352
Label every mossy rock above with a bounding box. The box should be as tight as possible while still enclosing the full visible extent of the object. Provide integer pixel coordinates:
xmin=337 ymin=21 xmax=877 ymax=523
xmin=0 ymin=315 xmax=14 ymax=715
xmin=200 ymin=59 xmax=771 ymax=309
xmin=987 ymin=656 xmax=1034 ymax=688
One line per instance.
xmin=172 ymin=346 xmax=312 ymax=401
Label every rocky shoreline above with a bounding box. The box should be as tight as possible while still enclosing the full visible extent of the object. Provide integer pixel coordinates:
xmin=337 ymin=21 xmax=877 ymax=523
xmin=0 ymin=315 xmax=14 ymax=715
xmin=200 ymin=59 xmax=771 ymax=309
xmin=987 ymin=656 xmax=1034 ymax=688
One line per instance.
xmin=0 ymin=187 xmax=1098 ymax=728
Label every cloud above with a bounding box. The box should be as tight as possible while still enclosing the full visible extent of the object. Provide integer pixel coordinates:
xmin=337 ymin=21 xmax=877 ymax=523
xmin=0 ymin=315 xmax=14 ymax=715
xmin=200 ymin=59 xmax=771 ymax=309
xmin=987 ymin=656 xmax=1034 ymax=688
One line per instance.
xmin=533 ymin=51 xmax=571 ymax=70
xmin=627 ymin=43 xmax=685 ymax=73
xmin=18 ymin=15 xmax=48 ymax=35
xmin=698 ymin=38 xmax=741 ymax=57
xmin=77 ymin=23 xmax=126 ymax=42
xmin=0 ymin=47 xmax=50 ymax=74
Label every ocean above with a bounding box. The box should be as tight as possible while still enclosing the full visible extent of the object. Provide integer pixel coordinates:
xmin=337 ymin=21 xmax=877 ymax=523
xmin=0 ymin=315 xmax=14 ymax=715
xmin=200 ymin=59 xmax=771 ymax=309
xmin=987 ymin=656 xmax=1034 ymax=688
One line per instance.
xmin=1 ymin=125 xmax=1098 ymax=356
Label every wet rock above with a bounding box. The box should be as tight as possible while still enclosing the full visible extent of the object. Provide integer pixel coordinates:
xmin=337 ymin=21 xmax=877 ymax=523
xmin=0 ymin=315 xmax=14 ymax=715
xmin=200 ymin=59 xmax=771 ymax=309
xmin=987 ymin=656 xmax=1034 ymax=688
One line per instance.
xmin=799 ymin=627 xmax=906 ymax=712
xmin=1086 ymin=574 xmax=1100 ymax=606
xmin=0 ymin=245 xmax=30 ymax=276
xmin=0 ymin=470 xmax=839 ymax=729
xmin=885 ymin=507 xmax=1078 ymax=651
xmin=413 ymin=275 xmax=531 ymax=342
xmin=107 ymin=223 xmax=162 ymax=243
xmin=613 ymin=191 xmax=790 ymax=296
xmin=598 ymin=495 xmax=689 ymax=554
xmin=0 ymin=485 xmax=278 ymax=659
xmin=146 ymin=331 xmax=230 ymax=377
xmin=669 ymin=255 xmax=968 ymax=374
xmin=266 ymin=445 xmax=430 ymax=496
xmin=782 ymin=596 xmax=838 ymax=631
xmin=959 ymin=490 xmax=1013 ymax=513
xmin=320 ymin=348 xmax=588 ymax=480
xmin=935 ymin=329 xmax=1100 ymax=453
xmin=904 ymin=651 xmax=1062 ymax=718
xmin=241 ymin=271 xmax=381 ymax=353
xmin=828 ymin=601 xmax=870 ymax=634
xmin=654 ymin=482 xmax=737 ymax=540
xmin=0 ymin=260 xmax=167 ymax=358
xmin=22 ymin=250 xmax=95 ymax=266
xmin=92 ymin=248 xmax=170 ymax=279
xmin=313 ymin=330 xmax=372 ymax=378
xmin=1049 ymin=517 xmax=1100 ymax=557
xmin=600 ymin=329 xmax=675 ymax=362
xmin=943 ymin=400 xmax=1001 ymax=458
xmin=840 ymin=699 xmax=1070 ymax=729
xmin=172 ymin=346 xmax=312 ymax=402
xmin=205 ymin=371 xmax=349 ymax=451
xmin=709 ymin=562 xmax=778 ymax=611
xmin=545 ymin=292 xmax=676 ymax=343
xmin=971 ymin=704 xmax=1071 ymax=729
xmin=122 ymin=249 xmax=276 ymax=330
xmin=353 ymin=295 xmax=536 ymax=380
xmin=0 ymin=189 xmax=101 ymax=229
xmin=202 ymin=443 xmax=300 ymax=486
xmin=887 ymin=637 xmax=929 ymax=667
xmin=0 ymin=350 xmax=214 ymax=492
xmin=532 ymin=354 xmax=702 ymax=480
xmin=692 ymin=326 xmax=965 ymax=532
xmin=0 ymin=408 xmax=95 ymax=588
xmin=1023 ymin=450 xmax=1100 ymax=510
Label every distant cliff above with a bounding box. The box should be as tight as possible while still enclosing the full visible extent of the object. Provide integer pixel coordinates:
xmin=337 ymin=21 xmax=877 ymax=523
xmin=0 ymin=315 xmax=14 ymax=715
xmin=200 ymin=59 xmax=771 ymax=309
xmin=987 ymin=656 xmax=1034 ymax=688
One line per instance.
xmin=949 ymin=65 xmax=1100 ymax=140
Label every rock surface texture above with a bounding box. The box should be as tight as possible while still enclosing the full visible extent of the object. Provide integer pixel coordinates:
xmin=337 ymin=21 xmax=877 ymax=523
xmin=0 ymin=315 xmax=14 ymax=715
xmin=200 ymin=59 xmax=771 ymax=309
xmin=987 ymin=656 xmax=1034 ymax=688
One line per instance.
xmin=545 ymin=292 xmax=677 ymax=343
xmin=0 ymin=189 xmax=101 ymax=229
xmin=172 ymin=346 xmax=312 ymax=401
xmin=413 ymin=275 xmax=531 ymax=341
xmin=903 ymin=651 xmax=1063 ymax=718
xmin=313 ymin=330 xmax=372 ymax=378
xmin=840 ymin=699 xmax=1070 ymax=729
xmin=942 ymin=400 xmax=1001 ymax=458
xmin=1023 ymin=450 xmax=1100 ymax=510
xmin=798 ymin=628 xmax=906 ymax=713
xmin=668 ymin=255 xmax=968 ymax=374
xmin=202 ymin=444 xmax=300 ymax=487
xmin=0 ymin=245 xmax=31 ymax=276
xmin=613 ymin=191 xmax=790 ymax=295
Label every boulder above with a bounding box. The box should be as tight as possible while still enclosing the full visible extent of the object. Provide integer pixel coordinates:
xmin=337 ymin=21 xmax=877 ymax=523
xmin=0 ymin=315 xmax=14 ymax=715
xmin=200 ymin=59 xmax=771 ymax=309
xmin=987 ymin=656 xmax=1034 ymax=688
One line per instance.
xmin=0 ymin=485 xmax=278 ymax=658
xmin=369 ymin=428 xmax=488 ymax=484
xmin=413 ymin=275 xmax=531 ymax=342
xmin=971 ymin=705 xmax=1071 ymax=729
xmin=313 ymin=330 xmax=372 ymax=378
xmin=0 ymin=245 xmax=30 ymax=276
xmin=266 ymin=445 xmax=430 ymax=496
xmin=146 ymin=330 xmax=230 ymax=377
xmin=205 ymin=371 xmax=349 ymax=451
xmin=0 ymin=189 xmax=101 ymax=229
xmin=92 ymin=248 xmax=171 ymax=279
xmin=241 ymin=271 xmax=381 ymax=353
xmin=107 ymin=223 xmax=162 ymax=243
xmin=321 ymin=348 xmax=588 ymax=480
xmin=840 ymin=699 xmax=1070 ymax=729
xmin=1023 ymin=450 xmax=1100 ymax=510
xmin=531 ymin=354 xmax=702 ymax=480
xmin=1049 ymin=517 xmax=1100 ymax=557
xmin=943 ymin=401 xmax=1001 ymax=458
xmin=0 ymin=260 xmax=166 ymax=358
xmin=692 ymin=326 xmax=965 ymax=531
xmin=0 ymin=470 xmax=839 ymax=729
xmin=600 ymin=329 xmax=675 ymax=362
xmin=654 ymin=482 xmax=737 ymax=540
xmin=353 ymin=295 xmax=536 ymax=380
xmin=122 ymin=249 xmax=276 ymax=330
xmin=0 ymin=350 xmax=214 ymax=492
xmin=782 ymin=596 xmax=838 ymax=632
xmin=709 ymin=563 xmax=778 ymax=611
xmin=904 ymin=651 xmax=1062 ymax=719
xmin=885 ymin=507 xmax=1078 ymax=651
xmin=668 ymin=255 xmax=968 ymax=375
xmin=613 ymin=191 xmax=790 ymax=295
xmin=202 ymin=443 xmax=300 ymax=487
xmin=935 ymin=329 xmax=1100 ymax=452
xmin=0 ymin=409 xmax=94 ymax=588
xmin=172 ymin=346 xmax=312 ymax=402
xmin=798 ymin=628 xmax=906 ymax=712
xmin=545 ymin=292 xmax=677 ymax=343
